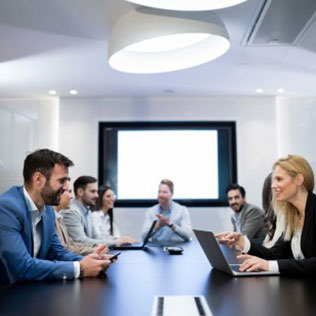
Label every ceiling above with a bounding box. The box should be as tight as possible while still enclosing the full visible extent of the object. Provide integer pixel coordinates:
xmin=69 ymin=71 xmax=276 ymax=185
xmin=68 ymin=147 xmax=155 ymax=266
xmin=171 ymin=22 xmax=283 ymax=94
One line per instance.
xmin=1 ymin=0 xmax=316 ymax=98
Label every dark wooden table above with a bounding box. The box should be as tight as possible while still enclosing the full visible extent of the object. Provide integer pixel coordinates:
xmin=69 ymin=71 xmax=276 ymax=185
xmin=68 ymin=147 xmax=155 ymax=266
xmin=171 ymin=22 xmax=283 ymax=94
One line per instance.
xmin=1 ymin=241 xmax=316 ymax=316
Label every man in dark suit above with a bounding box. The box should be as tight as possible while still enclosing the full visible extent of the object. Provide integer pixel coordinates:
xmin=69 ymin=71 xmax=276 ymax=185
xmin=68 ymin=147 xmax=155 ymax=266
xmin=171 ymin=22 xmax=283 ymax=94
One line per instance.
xmin=0 ymin=149 xmax=112 ymax=287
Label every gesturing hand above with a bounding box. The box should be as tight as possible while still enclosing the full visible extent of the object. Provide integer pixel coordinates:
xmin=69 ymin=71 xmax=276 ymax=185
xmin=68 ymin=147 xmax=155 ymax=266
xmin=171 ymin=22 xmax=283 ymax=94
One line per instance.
xmin=215 ymin=232 xmax=245 ymax=250
xmin=155 ymin=214 xmax=170 ymax=230
xmin=237 ymin=254 xmax=269 ymax=272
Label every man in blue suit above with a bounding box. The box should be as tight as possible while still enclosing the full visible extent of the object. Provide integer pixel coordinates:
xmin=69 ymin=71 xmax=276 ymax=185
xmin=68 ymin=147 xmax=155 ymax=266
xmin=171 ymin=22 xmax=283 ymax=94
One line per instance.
xmin=0 ymin=149 xmax=112 ymax=287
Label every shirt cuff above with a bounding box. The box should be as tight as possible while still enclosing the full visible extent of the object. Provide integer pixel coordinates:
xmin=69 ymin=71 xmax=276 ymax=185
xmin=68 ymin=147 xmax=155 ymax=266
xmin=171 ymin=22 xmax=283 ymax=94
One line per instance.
xmin=268 ymin=260 xmax=279 ymax=272
xmin=73 ymin=261 xmax=81 ymax=278
xmin=242 ymin=236 xmax=251 ymax=253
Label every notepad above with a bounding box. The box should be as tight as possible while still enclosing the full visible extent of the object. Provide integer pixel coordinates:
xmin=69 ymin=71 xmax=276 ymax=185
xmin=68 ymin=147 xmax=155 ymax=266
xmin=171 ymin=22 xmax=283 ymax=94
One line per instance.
xmin=151 ymin=295 xmax=213 ymax=316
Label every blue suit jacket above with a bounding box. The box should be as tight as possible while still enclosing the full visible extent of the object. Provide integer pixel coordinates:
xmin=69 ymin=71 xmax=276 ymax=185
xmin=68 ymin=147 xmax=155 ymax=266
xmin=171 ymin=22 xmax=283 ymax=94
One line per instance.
xmin=0 ymin=186 xmax=82 ymax=286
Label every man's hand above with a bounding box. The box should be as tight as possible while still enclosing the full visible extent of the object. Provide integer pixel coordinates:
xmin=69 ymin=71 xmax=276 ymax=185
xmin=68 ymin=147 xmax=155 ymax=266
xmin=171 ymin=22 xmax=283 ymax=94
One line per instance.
xmin=80 ymin=254 xmax=112 ymax=277
xmin=155 ymin=214 xmax=171 ymax=230
xmin=237 ymin=254 xmax=269 ymax=272
xmin=93 ymin=244 xmax=109 ymax=255
xmin=215 ymin=232 xmax=245 ymax=250
xmin=114 ymin=236 xmax=137 ymax=247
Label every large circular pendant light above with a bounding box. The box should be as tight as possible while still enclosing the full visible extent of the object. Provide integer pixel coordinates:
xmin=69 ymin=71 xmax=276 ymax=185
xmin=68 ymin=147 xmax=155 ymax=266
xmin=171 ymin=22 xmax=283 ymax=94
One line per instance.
xmin=108 ymin=8 xmax=230 ymax=74
xmin=124 ymin=0 xmax=248 ymax=11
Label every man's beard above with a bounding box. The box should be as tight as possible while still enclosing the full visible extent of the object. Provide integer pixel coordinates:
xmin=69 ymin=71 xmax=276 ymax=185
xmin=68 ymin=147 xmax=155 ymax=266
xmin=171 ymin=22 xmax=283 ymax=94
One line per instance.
xmin=41 ymin=183 xmax=64 ymax=206
xmin=231 ymin=203 xmax=243 ymax=213
xmin=82 ymin=195 xmax=96 ymax=208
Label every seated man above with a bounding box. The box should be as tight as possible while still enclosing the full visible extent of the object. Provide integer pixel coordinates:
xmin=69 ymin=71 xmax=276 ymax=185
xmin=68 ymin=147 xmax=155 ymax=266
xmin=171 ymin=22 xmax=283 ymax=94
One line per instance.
xmin=0 ymin=149 xmax=113 ymax=287
xmin=226 ymin=183 xmax=266 ymax=243
xmin=62 ymin=176 xmax=118 ymax=248
xmin=54 ymin=188 xmax=108 ymax=255
xmin=142 ymin=179 xmax=193 ymax=244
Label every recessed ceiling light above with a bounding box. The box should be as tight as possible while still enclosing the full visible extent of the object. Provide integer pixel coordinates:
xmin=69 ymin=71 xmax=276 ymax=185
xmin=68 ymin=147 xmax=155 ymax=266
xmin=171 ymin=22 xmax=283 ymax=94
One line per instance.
xmin=49 ymin=90 xmax=57 ymax=95
xmin=256 ymin=88 xmax=263 ymax=93
xmin=69 ymin=90 xmax=78 ymax=95
xmin=277 ymin=88 xmax=285 ymax=93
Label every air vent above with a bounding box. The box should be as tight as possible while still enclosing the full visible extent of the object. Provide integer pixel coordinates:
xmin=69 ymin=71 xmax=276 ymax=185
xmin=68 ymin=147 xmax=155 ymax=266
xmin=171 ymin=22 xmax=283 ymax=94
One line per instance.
xmin=245 ymin=0 xmax=316 ymax=46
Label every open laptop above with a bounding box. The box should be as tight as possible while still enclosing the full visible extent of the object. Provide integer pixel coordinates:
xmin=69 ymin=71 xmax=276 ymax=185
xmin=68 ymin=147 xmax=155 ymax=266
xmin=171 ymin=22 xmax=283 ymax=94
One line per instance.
xmin=112 ymin=220 xmax=157 ymax=250
xmin=194 ymin=229 xmax=280 ymax=277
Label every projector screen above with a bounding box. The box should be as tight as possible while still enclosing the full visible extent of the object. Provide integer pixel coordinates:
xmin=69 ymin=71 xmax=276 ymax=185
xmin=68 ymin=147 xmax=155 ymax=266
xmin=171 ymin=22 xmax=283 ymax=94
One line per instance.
xmin=117 ymin=130 xmax=218 ymax=199
xmin=99 ymin=121 xmax=237 ymax=207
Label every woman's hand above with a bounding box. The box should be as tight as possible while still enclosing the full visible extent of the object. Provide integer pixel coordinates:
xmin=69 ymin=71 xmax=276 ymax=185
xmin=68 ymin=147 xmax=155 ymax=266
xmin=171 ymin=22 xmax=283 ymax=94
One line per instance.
xmin=115 ymin=236 xmax=137 ymax=247
xmin=237 ymin=254 xmax=269 ymax=272
xmin=215 ymin=232 xmax=245 ymax=250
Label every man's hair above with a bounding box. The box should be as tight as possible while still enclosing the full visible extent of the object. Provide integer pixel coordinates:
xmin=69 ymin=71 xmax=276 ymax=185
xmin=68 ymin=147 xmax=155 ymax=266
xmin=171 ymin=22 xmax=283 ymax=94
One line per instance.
xmin=23 ymin=148 xmax=74 ymax=185
xmin=74 ymin=176 xmax=97 ymax=197
xmin=225 ymin=183 xmax=246 ymax=198
xmin=160 ymin=179 xmax=174 ymax=194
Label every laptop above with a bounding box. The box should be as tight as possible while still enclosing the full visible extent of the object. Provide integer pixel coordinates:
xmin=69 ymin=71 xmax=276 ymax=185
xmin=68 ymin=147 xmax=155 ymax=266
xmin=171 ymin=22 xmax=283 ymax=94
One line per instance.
xmin=112 ymin=220 xmax=157 ymax=250
xmin=194 ymin=229 xmax=280 ymax=277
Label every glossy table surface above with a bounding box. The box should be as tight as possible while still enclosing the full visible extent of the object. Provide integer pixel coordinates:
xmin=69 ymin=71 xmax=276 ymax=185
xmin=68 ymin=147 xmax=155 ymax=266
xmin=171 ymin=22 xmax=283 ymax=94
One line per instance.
xmin=1 ymin=241 xmax=316 ymax=316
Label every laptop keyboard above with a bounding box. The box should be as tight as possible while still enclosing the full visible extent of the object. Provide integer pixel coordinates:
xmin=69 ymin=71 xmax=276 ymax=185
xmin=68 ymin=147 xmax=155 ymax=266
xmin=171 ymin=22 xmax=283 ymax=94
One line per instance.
xmin=230 ymin=264 xmax=241 ymax=272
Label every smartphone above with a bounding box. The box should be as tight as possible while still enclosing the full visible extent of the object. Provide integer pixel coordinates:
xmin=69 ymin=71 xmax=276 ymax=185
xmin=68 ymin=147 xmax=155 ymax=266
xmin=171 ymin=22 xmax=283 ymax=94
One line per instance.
xmin=165 ymin=247 xmax=183 ymax=254
xmin=110 ymin=252 xmax=121 ymax=262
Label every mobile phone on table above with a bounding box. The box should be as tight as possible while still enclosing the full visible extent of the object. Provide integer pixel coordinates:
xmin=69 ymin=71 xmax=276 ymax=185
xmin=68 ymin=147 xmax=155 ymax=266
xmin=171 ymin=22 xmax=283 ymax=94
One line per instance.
xmin=165 ymin=247 xmax=183 ymax=254
xmin=110 ymin=252 xmax=121 ymax=262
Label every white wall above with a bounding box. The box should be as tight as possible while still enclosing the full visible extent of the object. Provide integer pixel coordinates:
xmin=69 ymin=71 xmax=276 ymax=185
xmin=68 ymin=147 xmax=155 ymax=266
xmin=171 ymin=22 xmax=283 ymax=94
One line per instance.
xmin=59 ymin=96 xmax=278 ymax=238
xmin=0 ymin=98 xmax=59 ymax=193
xmin=2 ymin=96 xmax=315 ymax=239
xmin=276 ymin=96 xmax=316 ymax=175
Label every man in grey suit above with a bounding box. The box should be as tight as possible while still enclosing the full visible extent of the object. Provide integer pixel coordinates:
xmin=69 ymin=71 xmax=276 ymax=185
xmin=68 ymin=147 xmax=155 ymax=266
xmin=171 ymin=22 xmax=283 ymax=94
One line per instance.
xmin=226 ymin=184 xmax=266 ymax=243
xmin=62 ymin=176 xmax=113 ymax=247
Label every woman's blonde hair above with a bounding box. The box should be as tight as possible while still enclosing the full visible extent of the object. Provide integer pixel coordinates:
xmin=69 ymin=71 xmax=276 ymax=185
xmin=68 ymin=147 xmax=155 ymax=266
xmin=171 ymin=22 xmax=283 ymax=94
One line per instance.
xmin=272 ymin=154 xmax=314 ymax=240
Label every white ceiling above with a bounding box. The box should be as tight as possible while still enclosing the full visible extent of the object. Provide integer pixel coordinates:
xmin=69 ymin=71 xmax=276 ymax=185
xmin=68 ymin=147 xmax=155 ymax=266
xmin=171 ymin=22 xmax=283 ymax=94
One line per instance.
xmin=0 ymin=0 xmax=316 ymax=98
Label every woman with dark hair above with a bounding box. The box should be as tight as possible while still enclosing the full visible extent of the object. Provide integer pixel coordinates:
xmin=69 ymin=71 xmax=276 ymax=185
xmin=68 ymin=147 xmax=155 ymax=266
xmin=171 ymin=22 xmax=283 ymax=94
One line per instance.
xmin=92 ymin=185 xmax=137 ymax=247
xmin=262 ymin=173 xmax=285 ymax=248
xmin=217 ymin=154 xmax=316 ymax=275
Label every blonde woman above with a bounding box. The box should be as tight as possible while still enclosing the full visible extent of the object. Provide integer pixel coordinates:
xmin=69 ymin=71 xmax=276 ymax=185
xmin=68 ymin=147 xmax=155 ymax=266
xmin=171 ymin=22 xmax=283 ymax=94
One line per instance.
xmin=216 ymin=154 xmax=316 ymax=275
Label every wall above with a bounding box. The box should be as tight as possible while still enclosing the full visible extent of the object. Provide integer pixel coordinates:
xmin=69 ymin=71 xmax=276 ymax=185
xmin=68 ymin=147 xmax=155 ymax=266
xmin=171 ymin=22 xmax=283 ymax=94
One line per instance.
xmin=59 ymin=96 xmax=278 ymax=238
xmin=276 ymin=96 xmax=316 ymax=174
xmin=1 ymin=96 xmax=315 ymax=239
xmin=0 ymin=98 xmax=59 ymax=193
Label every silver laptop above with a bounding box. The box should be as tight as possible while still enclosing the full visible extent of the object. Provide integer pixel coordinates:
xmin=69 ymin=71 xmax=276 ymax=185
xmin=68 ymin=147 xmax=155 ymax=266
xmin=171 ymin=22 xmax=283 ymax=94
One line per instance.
xmin=194 ymin=229 xmax=280 ymax=277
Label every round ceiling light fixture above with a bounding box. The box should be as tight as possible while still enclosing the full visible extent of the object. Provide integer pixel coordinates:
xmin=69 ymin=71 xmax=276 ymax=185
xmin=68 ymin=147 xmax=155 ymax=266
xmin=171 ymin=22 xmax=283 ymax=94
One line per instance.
xmin=108 ymin=8 xmax=230 ymax=74
xmin=124 ymin=0 xmax=248 ymax=11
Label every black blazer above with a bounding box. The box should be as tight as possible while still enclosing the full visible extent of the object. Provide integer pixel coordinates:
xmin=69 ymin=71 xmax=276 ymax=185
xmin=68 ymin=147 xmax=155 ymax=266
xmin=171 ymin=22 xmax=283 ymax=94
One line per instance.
xmin=249 ymin=192 xmax=316 ymax=276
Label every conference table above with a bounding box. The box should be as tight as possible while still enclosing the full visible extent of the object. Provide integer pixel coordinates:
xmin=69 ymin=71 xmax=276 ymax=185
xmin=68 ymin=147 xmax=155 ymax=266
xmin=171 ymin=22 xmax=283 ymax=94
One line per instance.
xmin=1 ymin=240 xmax=316 ymax=316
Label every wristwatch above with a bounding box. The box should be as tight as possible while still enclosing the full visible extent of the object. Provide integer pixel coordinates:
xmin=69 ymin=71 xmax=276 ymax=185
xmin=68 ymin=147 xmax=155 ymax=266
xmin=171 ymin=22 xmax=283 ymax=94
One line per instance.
xmin=168 ymin=223 xmax=174 ymax=229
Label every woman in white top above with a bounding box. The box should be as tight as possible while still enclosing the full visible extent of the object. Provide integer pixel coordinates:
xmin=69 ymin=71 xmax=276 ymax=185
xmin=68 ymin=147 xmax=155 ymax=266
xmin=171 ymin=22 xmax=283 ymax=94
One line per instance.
xmin=92 ymin=185 xmax=137 ymax=247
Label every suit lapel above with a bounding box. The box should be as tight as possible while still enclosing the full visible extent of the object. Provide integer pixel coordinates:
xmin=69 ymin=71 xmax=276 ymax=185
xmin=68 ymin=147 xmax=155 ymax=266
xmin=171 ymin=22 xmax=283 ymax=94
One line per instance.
xmin=18 ymin=187 xmax=35 ymax=257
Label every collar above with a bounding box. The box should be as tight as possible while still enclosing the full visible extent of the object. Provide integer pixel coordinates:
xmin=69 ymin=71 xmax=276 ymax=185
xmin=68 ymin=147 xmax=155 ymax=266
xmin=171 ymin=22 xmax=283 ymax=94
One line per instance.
xmin=159 ymin=201 xmax=173 ymax=213
xmin=54 ymin=210 xmax=62 ymax=219
xmin=23 ymin=186 xmax=45 ymax=216
xmin=72 ymin=199 xmax=90 ymax=215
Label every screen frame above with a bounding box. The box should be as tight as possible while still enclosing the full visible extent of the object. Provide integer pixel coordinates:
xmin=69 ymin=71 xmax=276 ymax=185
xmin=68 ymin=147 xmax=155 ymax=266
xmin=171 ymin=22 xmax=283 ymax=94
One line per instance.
xmin=98 ymin=121 xmax=237 ymax=207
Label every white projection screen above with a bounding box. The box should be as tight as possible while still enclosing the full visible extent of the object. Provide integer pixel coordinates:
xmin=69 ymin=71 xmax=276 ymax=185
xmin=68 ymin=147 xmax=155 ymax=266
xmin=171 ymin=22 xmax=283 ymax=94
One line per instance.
xmin=99 ymin=121 xmax=237 ymax=207
xmin=117 ymin=130 xmax=218 ymax=199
